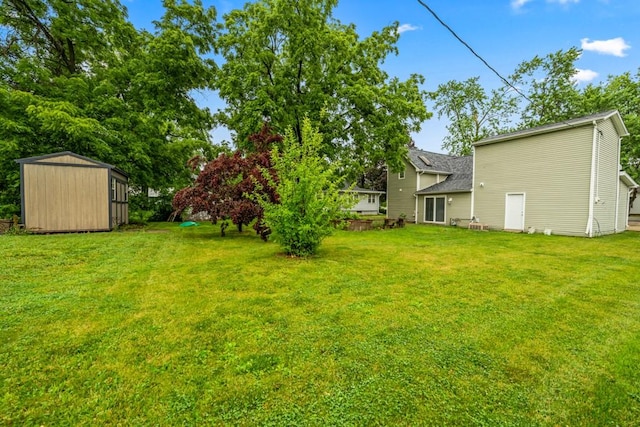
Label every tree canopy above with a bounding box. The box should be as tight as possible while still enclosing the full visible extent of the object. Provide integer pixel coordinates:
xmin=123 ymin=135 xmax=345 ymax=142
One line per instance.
xmin=214 ymin=0 xmax=430 ymax=173
xmin=430 ymin=47 xmax=640 ymax=181
xmin=0 ymin=0 xmax=218 ymax=216
xmin=429 ymin=77 xmax=518 ymax=156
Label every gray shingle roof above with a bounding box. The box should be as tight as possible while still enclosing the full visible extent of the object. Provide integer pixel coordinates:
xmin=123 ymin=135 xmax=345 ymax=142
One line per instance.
xmin=407 ymin=149 xmax=473 ymax=194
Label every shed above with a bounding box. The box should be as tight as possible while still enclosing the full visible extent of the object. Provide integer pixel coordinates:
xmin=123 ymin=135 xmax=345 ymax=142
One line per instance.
xmin=16 ymin=151 xmax=129 ymax=232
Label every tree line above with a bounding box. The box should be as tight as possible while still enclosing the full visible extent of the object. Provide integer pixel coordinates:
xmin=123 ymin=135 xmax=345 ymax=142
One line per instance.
xmin=430 ymin=47 xmax=640 ymax=184
xmin=0 ymin=0 xmax=429 ymax=219
xmin=2 ymin=0 xmax=638 ymax=235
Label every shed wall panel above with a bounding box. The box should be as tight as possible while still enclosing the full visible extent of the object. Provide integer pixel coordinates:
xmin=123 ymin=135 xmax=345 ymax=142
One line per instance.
xmin=24 ymin=164 xmax=109 ymax=232
xmin=34 ymin=154 xmax=97 ymax=166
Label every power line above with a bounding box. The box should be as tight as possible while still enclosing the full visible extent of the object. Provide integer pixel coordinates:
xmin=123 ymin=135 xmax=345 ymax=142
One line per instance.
xmin=416 ymin=0 xmax=531 ymax=103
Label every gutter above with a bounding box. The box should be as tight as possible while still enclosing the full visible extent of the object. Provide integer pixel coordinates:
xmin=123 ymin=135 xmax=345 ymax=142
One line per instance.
xmin=586 ymin=121 xmax=598 ymax=237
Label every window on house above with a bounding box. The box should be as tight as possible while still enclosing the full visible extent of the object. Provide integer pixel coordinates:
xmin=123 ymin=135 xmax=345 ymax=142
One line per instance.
xmin=398 ymin=170 xmax=405 ymax=180
xmin=368 ymin=194 xmax=376 ymax=203
xmin=425 ymin=196 xmax=445 ymax=223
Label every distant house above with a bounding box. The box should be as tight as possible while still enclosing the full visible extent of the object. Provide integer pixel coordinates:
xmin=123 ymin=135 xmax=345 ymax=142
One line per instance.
xmin=16 ymin=151 xmax=128 ymax=232
xmin=342 ymin=186 xmax=385 ymax=215
xmin=387 ymin=110 xmax=639 ymax=236
xmin=386 ymin=149 xmax=472 ymax=224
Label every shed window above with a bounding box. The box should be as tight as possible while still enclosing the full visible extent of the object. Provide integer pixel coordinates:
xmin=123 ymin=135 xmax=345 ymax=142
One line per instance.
xmin=111 ymin=178 xmax=117 ymax=201
xmin=425 ymin=196 xmax=445 ymax=223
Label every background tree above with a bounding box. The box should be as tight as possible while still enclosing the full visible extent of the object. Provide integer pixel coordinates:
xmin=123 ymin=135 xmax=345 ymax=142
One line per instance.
xmin=172 ymin=123 xmax=281 ymax=238
xmin=214 ymin=0 xmax=429 ymax=174
xmin=509 ymin=47 xmax=583 ymax=128
xmin=0 ymin=0 xmax=218 ymax=217
xmin=580 ymin=71 xmax=640 ymax=181
xmin=429 ymin=77 xmax=519 ymax=155
xmin=258 ymin=118 xmax=351 ymax=257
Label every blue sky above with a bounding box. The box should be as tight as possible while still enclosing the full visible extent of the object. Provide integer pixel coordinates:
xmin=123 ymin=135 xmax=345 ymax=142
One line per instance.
xmin=125 ymin=0 xmax=639 ymax=153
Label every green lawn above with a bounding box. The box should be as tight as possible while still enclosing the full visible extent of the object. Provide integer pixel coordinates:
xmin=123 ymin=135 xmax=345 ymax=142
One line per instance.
xmin=1 ymin=224 xmax=639 ymax=425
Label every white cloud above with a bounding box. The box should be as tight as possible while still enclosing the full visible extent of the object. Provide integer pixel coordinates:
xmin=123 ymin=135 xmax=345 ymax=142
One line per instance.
xmin=548 ymin=0 xmax=580 ymax=4
xmin=397 ymin=24 xmax=421 ymax=34
xmin=573 ymin=68 xmax=599 ymax=84
xmin=511 ymin=0 xmax=533 ymax=10
xmin=581 ymin=37 xmax=631 ymax=57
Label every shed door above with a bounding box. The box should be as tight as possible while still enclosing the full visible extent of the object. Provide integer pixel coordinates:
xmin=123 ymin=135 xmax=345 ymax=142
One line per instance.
xmin=505 ymin=193 xmax=525 ymax=231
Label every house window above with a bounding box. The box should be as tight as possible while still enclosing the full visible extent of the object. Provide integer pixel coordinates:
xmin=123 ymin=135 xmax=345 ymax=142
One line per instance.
xmin=368 ymin=194 xmax=376 ymax=204
xmin=425 ymin=196 xmax=445 ymax=223
xmin=398 ymin=170 xmax=405 ymax=180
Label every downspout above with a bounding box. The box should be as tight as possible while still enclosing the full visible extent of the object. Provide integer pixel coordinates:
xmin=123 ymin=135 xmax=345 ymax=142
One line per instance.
xmin=470 ymin=146 xmax=476 ymax=219
xmin=615 ymin=136 xmax=622 ymax=232
xmin=415 ymin=170 xmax=421 ymax=223
xmin=586 ymin=121 xmax=598 ymax=237
xmin=628 ymin=188 xmax=634 ymax=229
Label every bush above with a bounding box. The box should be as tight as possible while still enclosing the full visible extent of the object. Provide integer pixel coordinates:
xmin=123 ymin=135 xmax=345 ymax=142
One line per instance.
xmin=259 ymin=119 xmax=353 ymax=256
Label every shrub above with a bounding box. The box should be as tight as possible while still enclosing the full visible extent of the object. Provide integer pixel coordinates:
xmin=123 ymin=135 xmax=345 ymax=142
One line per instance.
xmin=258 ymin=119 xmax=352 ymax=256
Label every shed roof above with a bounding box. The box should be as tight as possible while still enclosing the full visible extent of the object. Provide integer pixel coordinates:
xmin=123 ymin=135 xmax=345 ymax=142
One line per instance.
xmin=474 ymin=110 xmax=629 ymax=147
xmin=16 ymin=151 xmax=128 ymax=177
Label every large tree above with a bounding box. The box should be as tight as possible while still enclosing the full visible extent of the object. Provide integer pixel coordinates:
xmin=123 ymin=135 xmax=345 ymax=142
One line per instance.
xmin=429 ymin=77 xmax=519 ymax=155
xmin=509 ymin=47 xmax=583 ymax=128
xmin=580 ymin=71 xmax=640 ymax=181
xmin=0 ymin=0 xmax=218 ymax=216
xmin=214 ymin=0 xmax=430 ymax=173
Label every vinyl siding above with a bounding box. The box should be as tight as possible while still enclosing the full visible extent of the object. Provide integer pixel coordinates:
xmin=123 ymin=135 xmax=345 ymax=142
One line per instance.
xmin=417 ymin=192 xmax=472 ymax=225
xmin=474 ymin=124 xmax=594 ymax=235
xmin=591 ymin=120 xmax=621 ymax=235
xmin=418 ymin=173 xmax=439 ymax=190
xmin=387 ymin=159 xmax=418 ymax=220
xmin=618 ymin=180 xmax=630 ymax=231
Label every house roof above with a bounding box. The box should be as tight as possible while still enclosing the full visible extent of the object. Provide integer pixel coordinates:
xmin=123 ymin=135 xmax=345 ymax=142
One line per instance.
xmin=415 ymin=155 xmax=473 ymax=195
xmin=341 ymin=184 xmax=385 ymax=194
xmin=620 ymin=171 xmax=639 ymax=188
xmin=473 ymin=110 xmax=629 ymax=147
xmin=407 ymin=148 xmax=468 ymax=175
xmin=406 ymin=148 xmax=473 ymax=195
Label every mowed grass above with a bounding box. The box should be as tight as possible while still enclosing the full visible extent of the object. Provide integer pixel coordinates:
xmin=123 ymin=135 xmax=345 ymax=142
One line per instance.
xmin=1 ymin=224 xmax=639 ymax=426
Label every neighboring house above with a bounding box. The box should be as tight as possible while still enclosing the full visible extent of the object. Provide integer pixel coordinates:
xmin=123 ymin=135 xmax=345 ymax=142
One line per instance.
xmin=387 ymin=110 xmax=639 ymax=236
xmin=342 ymin=186 xmax=385 ymax=215
xmin=473 ymin=110 xmax=637 ymax=237
xmin=16 ymin=151 xmax=129 ymax=232
xmin=630 ymin=190 xmax=640 ymax=221
xmin=387 ymin=149 xmax=473 ymax=224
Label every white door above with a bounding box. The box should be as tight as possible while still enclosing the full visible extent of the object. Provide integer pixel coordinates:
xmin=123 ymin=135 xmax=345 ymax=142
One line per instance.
xmin=505 ymin=193 xmax=525 ymax=231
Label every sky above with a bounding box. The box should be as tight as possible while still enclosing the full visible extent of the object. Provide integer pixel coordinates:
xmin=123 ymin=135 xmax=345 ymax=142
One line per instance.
xmin=124 ymin=0 xmax=640 ymax=154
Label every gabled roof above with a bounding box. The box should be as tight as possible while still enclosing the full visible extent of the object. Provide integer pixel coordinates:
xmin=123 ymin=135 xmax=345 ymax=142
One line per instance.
xmin=407 ymin=148 xmax=468 ymax=175
xmin=474 ymin=110 xmax=628 ymax=147
xmin=415 ymin=155 xmax=473 ymax=195
xmin=16 ymin=151 xmax=128 ymax=177
xmin=406 ymin=148 xmax=473 ymax=194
